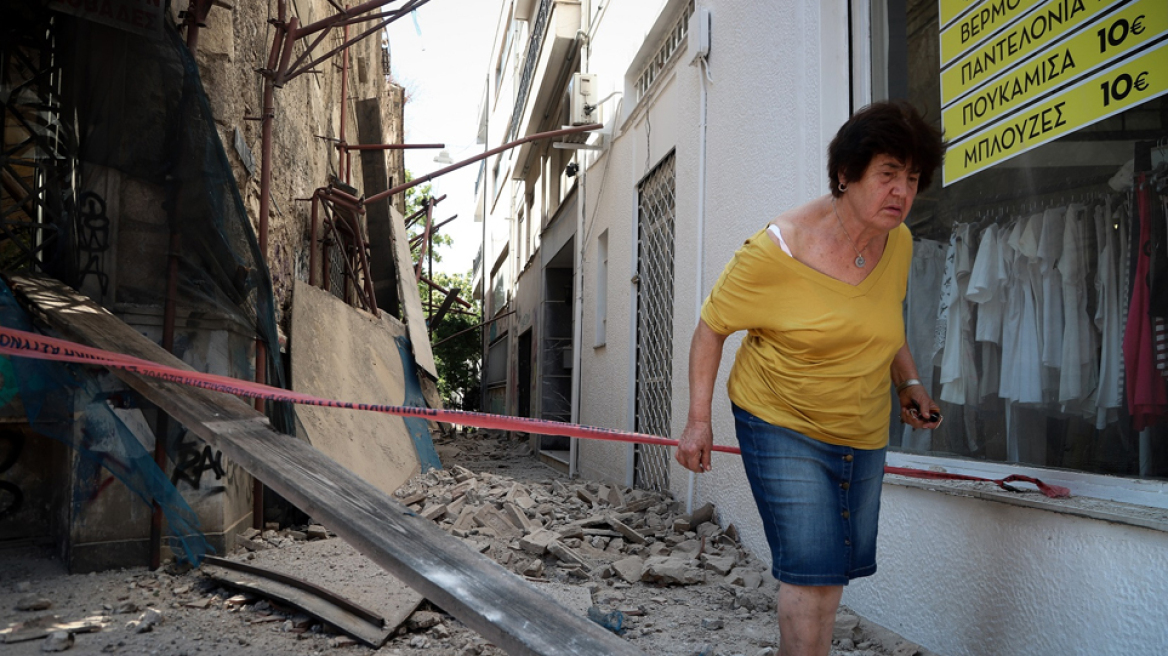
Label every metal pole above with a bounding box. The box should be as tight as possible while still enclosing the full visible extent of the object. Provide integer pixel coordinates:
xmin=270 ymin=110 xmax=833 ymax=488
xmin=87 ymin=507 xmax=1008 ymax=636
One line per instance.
xmin=364 ymin=124 xmax=602 ymax=206
xmin=338 ymin=16 xmax=350 ymax=184
xmin=251 ymin=0 xmax=286 ymax=531
xmin=152 ymin=0 xmax=213 ymax=571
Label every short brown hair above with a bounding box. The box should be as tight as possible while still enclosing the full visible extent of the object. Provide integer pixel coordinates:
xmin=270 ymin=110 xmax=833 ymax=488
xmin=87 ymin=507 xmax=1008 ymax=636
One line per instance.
xmin=827 ymin=101 xmax=946 ymax=197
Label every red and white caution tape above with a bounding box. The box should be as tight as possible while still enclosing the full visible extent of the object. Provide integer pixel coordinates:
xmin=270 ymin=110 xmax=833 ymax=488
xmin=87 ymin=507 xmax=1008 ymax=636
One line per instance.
xmin=0 ymin=325 xmax=1069 ymax=498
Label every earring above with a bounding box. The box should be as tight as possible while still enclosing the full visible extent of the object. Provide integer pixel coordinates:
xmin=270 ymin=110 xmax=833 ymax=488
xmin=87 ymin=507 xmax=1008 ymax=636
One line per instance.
xmin=838 ymin=182 xmax=847 ymax=193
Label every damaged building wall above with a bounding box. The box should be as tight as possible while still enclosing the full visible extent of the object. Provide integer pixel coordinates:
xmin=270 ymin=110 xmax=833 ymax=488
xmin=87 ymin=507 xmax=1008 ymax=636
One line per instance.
xmin=0 ymin=0 xmax=407 ymax=571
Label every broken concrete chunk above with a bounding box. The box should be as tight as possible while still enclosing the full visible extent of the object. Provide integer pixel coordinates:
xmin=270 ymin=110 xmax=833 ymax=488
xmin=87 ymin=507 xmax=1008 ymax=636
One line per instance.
xmin=689 ymin=502 xmax=715 ymax=526
xmin=672 ymin=518 xmax=693 ymax=533
xmin=421 ymin=504 xmax=448 ymax=521
xmin=132 ymin=608 xmax=163 ymax=634
xmin=547 ymin=541 xmax=592 ymax=571
xmin=408 ymin=610 xmax=443 ymax=630
xmin=611 ymin=557 xmax=645 ymax=584
xmin=725 ymin=567 xmax=763 ymax=589
xmin=833 ymin=613 xmax=860 ymax=642
xmin=735 ymin=590 xmax=773 ymax=612
xmin=451 ymin=506 xmax=477 ymax=532
xmin=641 ymin=556 xmax=704 ymax=585
xmin=607 ymin=516 xmax=647 ymax=545
xmin=397 ymin=491 xmax=427 ymax=506
xmin=40 ymin=630 xmax=73 ymax=652
xmin=520 ymin=529 xmax=559 ymax=555
xmin=239 ymin=527 xmax=261 ymax=540
xmin=473 ymin=506 xmax=521 ymax=538
xmin=236 ymin=537 xmax=271 ymax=552
xmin=503 ymin=502 xmax=536 ymax=533
xmin=647 ymin=542 xmax=670 ymax=557
xmin=451 ymin=465 xmax=475 ymax=482
xmin=16 ymin=597 xmax=52 ymax=611
xmin=306 ymin=525 xmax=329 ymax=540
xmin=700 ymin=554 xmax=737 ymax=576
xmin=696 ymin=522 xmax=721 ymax=539
xmin=521 ymin=559 xmax=545 ymax=578
xmin=556 ymin=524 xmax=585 ymax=540
xmin=576 ymin=485 xmax=602 ymax=506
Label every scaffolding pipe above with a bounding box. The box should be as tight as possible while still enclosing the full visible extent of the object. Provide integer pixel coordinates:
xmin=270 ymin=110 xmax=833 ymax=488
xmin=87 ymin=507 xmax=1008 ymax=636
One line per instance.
xmin=309 ymin=191 xmax=321 ymax=287
xmin=420 ymin=274 xmax=473 ymax=308
xmin=153 ymin=0 xmax=215 ymax=572
xmin=343 ymin=142 xmax=444 ymax=151
xmin=363 ymin=124 xmax=602 ymax=206
xmin=414 ymin=200 xmax=433 ymax=281
xmin=338 ymin=16 xmax=350 ymax=183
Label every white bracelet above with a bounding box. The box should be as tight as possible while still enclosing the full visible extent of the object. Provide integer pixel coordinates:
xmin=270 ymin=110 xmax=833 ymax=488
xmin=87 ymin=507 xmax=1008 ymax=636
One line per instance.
xmin=896 ymin=378 xmax=922 ymax=393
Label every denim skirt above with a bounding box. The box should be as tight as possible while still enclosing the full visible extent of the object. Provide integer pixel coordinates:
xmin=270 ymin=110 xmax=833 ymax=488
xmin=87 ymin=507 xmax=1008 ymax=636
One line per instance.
xmin=732 ymin=403 xmax=886 ymax=586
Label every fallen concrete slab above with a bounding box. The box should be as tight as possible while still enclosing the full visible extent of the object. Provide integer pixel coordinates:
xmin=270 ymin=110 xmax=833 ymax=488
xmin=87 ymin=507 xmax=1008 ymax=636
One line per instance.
xmin=290 ymin=280 xmax=438 ymax=492
xmin=5 ymin=273 xmax=644 ymax=656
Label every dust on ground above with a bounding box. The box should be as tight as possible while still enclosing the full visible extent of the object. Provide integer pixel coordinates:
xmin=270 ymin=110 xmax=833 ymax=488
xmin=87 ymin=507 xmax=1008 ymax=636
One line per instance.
xmin=0 ymin=430 xmax=934 ymax=656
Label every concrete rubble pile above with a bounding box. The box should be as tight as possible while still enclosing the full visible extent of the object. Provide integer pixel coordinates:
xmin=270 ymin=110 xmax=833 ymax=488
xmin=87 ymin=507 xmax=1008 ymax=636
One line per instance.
xmin=392 ymin=464 xmax=773 ymax=609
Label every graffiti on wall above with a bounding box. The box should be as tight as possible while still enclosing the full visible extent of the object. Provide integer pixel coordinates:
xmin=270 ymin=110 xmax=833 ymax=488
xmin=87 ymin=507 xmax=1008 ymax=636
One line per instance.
xmin=171 ymin=439 xmax=227 ymax=493
xmin=76 ymin=191 xmax=111 ymax=298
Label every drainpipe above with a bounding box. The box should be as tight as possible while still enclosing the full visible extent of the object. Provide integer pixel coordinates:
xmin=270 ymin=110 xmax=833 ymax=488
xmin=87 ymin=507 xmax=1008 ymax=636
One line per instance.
xmin=686 ymin=46 xmax=711 ymax=515
xmin=568 ymin=21 xmax=590 ymax=479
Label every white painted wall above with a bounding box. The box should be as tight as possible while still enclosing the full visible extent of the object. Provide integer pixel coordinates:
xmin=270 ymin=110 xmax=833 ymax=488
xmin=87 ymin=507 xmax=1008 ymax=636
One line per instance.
xmin=848 ymin=484 xmax=1168 ymax=654
xmin=538 ymin=2 xmax=1168 ymax=655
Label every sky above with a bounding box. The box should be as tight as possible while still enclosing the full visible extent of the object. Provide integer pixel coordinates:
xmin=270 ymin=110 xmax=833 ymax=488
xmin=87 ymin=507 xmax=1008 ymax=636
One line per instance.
xmin=384 ymin=0 xmax=505 ymax=278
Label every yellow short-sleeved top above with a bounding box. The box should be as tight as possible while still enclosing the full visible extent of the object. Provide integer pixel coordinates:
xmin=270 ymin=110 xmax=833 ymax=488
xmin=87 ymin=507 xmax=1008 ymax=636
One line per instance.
xmin=701 ymin=223 xmax=912 ymax=449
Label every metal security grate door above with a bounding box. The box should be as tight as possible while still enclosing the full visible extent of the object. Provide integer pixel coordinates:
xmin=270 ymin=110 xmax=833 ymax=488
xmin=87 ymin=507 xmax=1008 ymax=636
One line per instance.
xmin=634 ymin=153 xmax=675 ymax=492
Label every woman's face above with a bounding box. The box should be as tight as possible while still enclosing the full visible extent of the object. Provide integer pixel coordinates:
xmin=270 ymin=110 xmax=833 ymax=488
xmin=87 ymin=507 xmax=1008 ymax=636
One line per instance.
xmin=839 ymin=154 xmax=920 ymax=230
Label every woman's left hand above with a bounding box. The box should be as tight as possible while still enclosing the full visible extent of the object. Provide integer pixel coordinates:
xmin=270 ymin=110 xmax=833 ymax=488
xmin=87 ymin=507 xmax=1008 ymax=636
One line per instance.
xmin=897 ymin=385 xmax=942 ymax=430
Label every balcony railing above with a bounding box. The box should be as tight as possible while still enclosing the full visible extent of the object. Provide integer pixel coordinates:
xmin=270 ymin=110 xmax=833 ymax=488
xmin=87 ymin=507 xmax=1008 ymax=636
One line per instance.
xmin=508 ymin=0 xmax=551 ymax=142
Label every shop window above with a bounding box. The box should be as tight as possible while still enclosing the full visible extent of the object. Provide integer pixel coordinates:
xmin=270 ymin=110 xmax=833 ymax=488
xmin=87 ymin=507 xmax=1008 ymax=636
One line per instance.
xmin=868 ymin=0 xmax=1168 ymax=479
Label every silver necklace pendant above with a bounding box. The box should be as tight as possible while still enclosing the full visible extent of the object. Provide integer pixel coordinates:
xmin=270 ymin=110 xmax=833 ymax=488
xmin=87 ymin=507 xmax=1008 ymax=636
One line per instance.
xmin=854 ymin=255 xmax=866 ymax=268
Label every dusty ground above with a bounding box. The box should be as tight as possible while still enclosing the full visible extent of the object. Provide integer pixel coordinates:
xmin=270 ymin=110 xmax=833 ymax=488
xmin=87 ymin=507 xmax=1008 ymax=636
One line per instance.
xmin=0 ymin=430 xmax=933 ymax=656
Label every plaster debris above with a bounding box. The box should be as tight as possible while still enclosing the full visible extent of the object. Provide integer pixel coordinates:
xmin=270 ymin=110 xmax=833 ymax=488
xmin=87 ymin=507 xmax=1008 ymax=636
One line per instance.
xmin=39 ymin=630 xmax=73 ymax=652
xmin=0 ymin=429 xmax=934 ymax=656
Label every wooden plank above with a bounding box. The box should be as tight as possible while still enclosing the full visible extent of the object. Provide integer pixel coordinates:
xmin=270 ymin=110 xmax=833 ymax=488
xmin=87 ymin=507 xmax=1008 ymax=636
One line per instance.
xmin=387 ymin=204 xmax=438 ymax=379
xmin=6 ymin=274 xmax=642 ymax=656
xmin=201 ymin=558 xmax=392 ymax=647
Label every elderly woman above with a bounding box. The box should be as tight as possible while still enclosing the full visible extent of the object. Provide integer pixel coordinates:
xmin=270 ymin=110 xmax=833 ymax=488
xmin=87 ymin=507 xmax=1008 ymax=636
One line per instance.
xmin=676 ymin=101 xmax=946 ymax=656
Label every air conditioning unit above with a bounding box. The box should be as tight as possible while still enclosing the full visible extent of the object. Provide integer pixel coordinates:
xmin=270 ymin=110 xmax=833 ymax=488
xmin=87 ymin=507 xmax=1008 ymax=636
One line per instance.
xmin=569 ymin=73 xmax=598 ymax=125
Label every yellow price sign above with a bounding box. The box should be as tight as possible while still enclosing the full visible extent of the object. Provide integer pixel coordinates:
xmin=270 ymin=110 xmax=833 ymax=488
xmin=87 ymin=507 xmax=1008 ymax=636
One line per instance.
xmin=941 ymin=0 xmax=1120 ymax=106
xmin=944 ymin=40 xmax=1168 ymax=185
xmin=940 ymin=0 xmax=1046 ymax=66
xmin=939 ymin=0 xmax=987 ymax=30
xmin=943 ymin=0 xmax=1168 ymax=140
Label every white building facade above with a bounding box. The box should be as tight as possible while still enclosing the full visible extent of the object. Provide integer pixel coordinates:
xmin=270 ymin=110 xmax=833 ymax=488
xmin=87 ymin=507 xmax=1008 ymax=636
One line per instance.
xmin=474 ymin=2 xmax=1168 ymax=654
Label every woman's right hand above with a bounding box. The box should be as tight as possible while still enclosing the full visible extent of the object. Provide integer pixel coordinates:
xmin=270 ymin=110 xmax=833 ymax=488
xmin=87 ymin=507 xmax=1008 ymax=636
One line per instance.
xmin=675 ymin=419 xmax=714 ymax=473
